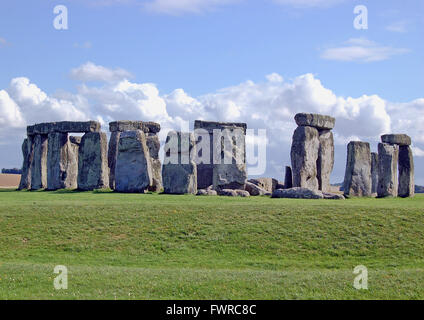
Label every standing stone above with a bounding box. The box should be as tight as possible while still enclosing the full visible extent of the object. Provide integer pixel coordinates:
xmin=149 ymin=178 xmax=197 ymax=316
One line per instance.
xmin=162 ymin=131 xmax=197 ymax=195
xmin=78 ymin=132 xmax=109 ymax=191
xmin=18 ymin=137 xmax=34 ymax=190
xmin=115 ymin=130 xmax=152 ymax=193
xmin=371 ymin=152 xmax=379 ymax=195
xmin=343 ymin=141 xmax=372 ymax=197
xmin=377 ymin=143 xmax=399 ymax=198
xmin=290 ymin=126 xmax=319 ymax=190
xmin=317 ymin=130 xmax=334 ymax=192
xmin=108 ymin=131 xmax=120 ymax=189
xmin=194 ymin=121 xmax=247 ymax=190
xmin=146 ymin=133 xmax=163 ymax=192
xmin=398 ymin=146 xmax=414 ymax=198
xmin=47 ymin=132 xmax=78 ymax=190
xmin=30 ymin=134 xmax=48 ymax=190
xmin=284 ymin=166 xmax=293 ymax=189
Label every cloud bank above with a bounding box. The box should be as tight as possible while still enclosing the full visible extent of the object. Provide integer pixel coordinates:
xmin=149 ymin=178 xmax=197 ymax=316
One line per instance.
xmin=1 ymin=63 xmax=423 ymax=183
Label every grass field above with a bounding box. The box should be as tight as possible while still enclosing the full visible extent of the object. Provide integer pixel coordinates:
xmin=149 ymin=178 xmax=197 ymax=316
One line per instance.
xmin=0 ymin=189 xmax=423 ymax=300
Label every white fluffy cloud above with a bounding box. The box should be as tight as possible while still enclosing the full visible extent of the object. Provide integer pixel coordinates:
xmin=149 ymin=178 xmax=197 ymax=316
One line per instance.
xmin=70 ymin=62 xmax=133 ymax=82
xmin=321 ymin=38 xmax=410 ymax=62
xmin=1 ymin=63 xmax=423 ymax=183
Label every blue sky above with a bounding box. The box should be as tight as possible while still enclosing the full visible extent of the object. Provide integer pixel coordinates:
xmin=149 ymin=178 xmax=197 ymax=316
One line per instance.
xmin=0 ymin=0 xmax=423 ymax=184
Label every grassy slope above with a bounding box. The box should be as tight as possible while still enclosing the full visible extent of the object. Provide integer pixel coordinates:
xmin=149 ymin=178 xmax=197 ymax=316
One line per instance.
xmin=0 ymin=189 xmax=423 ymax=299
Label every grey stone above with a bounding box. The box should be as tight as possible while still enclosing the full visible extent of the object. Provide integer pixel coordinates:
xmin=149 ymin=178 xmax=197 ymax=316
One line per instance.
xmin=146 ymin=133 xmax=163 ymax=192
xmin=284 ymin=166 xmax=293 ymax=189
xmin=271 ymin=187 xmax=324 ymax=199
xmin=290 ymin=126 xmax=320 ymax=190
xmin=115 ymin=130 xmax=152 ymax=193
xmin=109 ymin=121 xmax=160 ymax=134
xmin=371 ymin=152 xmax=379 ymax=195
xmin=30 ymin=134 xmax=48 ymax=190
xmin=245 ymin=181 xmax=269 ymax=196
xmin=323 ymin=192 xmax=345 ymax=200
xmin=69 ymin=136 xmax=82 ymax=145
xmin=294 ymin=113 xmax=336 ymax=130
xmin=248 ymin=178 xmax=278 ymax=193
xmin=218 ymin=189 xmax=250 ymax=197
xmin=108 ymin=131 xmax=120 ymax=190
xmin=18 ymin=137 xmax=34 ymax=190
xmin=196 ymin=189 xmax=218 ymax=196
xmin=78 ymin=132 xmax=109 ymax=191
xmin=47 ymin=132 xmax=78 ymax=190
xmin=398 ymin=145 xmax=414 ymax=198
xmin=381 ymin=134 xmax=411 ymax=146
xmin=377 ymin=143 xmax=399 ymax=198
xmin=343 ymin=141 xmax=372 ymax=197
xmin=317 ymin=130 xmax=334 ymax=192
xmin=194 ymin=120 xmax=247 ymax=190
xmin=162 ymin=131 xmax=197 ymax=194
xmin=27 ymin=121 xmax=100 ymax=135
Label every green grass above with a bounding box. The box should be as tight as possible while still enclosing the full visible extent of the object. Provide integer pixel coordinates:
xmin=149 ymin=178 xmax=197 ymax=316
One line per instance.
xmin=0 ymin=189 xmax=423 ymax=299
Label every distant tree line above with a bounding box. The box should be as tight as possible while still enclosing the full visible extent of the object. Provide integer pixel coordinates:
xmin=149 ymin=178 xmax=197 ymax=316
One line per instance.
xmin=1 ymin=168 xmax=22 ymax=174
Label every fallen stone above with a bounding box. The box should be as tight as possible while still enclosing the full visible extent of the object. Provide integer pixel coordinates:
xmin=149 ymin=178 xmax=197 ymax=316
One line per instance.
xmin=78 ymin=132 xmax=109 ymax=191
xmin=377 ymin=143 xmax=399 ymax=198
xmin=271 ymin=187 xmax=324 ymax=199
xmin=115 ymin=130 xmax=153 ymax=193
xmin=248 ymin=178 xmax=278 ymax=193
xmin=317 ymin=130 xmax=334 ymax=192
xmin=290 ymin=126 xmax=320 ymax=190
xmin=323 ymin=192 xmax=345 ymax=200
xmin=245 ymin=181 xmax=269 ymax=196
xmin=218 ymin=189 xmax=250 ymax=197
xmin=47 ymin=132 xmax=78 ymax=190
xmin=196 ymin=189 xmax=218 ymax=196
xmin=381 ymin=134 xmax=411 ymax=146
xmin=294 ymin=113 xmax=336 ymax=130
xmin=398 ymin=145 xmax=414 ymax=198
xmin=343 ymin=141 xmax=372 ymax=197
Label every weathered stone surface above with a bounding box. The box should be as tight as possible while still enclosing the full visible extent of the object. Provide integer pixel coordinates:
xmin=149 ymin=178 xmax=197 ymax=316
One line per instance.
xmin=146 ymin=133 xmax=163 ymax=192
xmin=194 ymin=120 xmax=247 ymax=190
xmin=115 ymin=130 xmax=152 ymax=193
xmin=69 ymin=136 xmax=82 ymax=145
xmin=291 ymin=126 xmax=320 ymax=190
xmin=163 ymin=131 xmax=197 ymax=194
xmin=245 ymin=181 xmax=269 ymax=196
xmin=343 ymin=141 xmax=372 ymax=197
xmin=371 ymin=152 xmax=379 ymax=195
xmin=272 ymin=187 xmax=324 ymax=199
xmin=109 ymin=121 xmax=160 ymax=134
xmin=108 ymin=131 xmax=120 ymax=190
xmin=323 ymin=192 xmax=345 ymax=200
xmin=30 ymin=134 xmax=48 ymax=190
xmin=284 ymin=166 xmax=292 ymax=189
xmin=398 ymin=145 xmax=414 ymax=198
xmin=294 ymin=113 xmax=336 ymax=130
xmin=78 ymin=132 xmax=109 ymax=191
xmin=218 ymin=189 xmax=250 ymax=197
xmin=47 ymin=132 xmax=78 ymax=190
xmin=196 ymin=189 xmax=218 ymax=196
xmin=248 ymin=178 xmax=278 ymax=193
xmin=317 ymin=130 xmax=334 ymax=192
xmin=377 ymin=143 xmax=399 ymax=198
xmin=27 ymin=121 xmax=100 ymax=135
xmin=18 ymin=137 xmax=34 ymax=190
xmin=381 ymin=134 xmax=411 ymax=146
